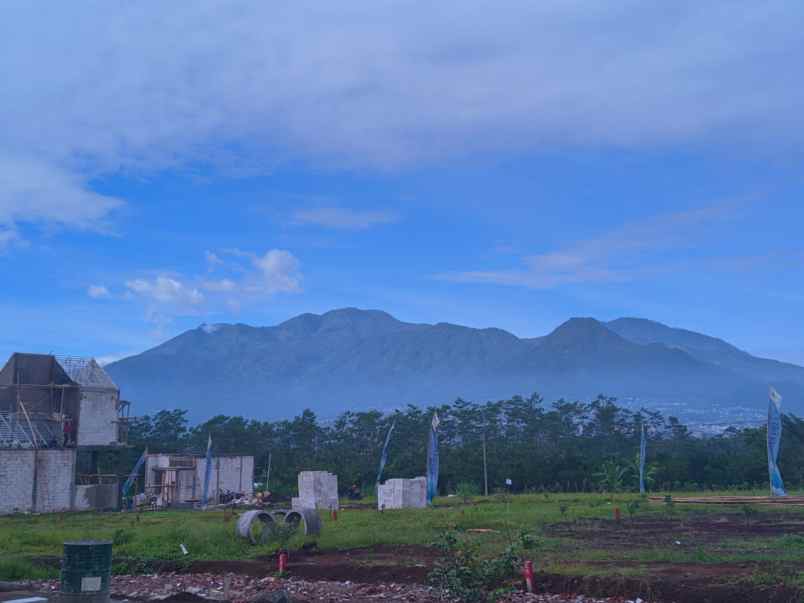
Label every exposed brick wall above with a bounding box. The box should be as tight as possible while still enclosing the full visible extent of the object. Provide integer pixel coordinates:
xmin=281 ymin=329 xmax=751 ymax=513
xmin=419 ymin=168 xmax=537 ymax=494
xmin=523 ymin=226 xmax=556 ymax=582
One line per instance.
xmin=0 ymin=450 xmax=35 ymax=514
xmin=77 ymin=392 xmax=119 ymax=446
xmin=35 ymin=449 xmax=75 ymax=512
xmin=0 ymin=449 xmax=75 ymax=514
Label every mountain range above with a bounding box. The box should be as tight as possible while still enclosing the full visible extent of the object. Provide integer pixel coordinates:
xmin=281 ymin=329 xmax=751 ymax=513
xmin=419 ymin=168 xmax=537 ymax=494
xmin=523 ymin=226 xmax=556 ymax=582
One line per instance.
xmin=106 ymin=308 xmax=804 ymax=420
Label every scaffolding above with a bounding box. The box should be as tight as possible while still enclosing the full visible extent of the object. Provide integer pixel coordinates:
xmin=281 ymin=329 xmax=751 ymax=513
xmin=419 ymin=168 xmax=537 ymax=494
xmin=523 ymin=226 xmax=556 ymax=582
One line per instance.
xmin=0 ymin=353 xmax=80 ymax=449
xmin=144 ymin=454 xmax=201 ymax=507
xmin=58 ymin=355 xmax=131 ymax=445
xmin=0 ymin=353 xmax=129 ymax=449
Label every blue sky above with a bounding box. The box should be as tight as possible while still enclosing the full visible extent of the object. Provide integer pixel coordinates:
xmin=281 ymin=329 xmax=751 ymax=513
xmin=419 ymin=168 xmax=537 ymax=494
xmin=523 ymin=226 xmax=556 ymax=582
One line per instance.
xmin=1 ymin=2 xmax=803 ymax=366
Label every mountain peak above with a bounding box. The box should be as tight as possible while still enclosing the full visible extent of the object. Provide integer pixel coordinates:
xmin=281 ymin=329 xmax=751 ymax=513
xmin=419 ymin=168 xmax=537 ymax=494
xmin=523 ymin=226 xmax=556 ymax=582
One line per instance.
xmin=277 ymin=307 xmax=405 ymax=338
xmin=545 ymin=317 xmax=624 ymax=347
xmin=321 ymin=307 xmax=399 ymax=323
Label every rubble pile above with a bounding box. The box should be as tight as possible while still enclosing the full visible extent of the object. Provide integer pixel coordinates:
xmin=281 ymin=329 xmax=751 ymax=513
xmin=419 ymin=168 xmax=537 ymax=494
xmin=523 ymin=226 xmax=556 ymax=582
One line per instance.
xmin=502 ymin=595 xmax=645 ymax=603
xmin=28 ymin=573 xmax=445 ymax=602
xmin=27 ymin=573 xmax=647 ymax=602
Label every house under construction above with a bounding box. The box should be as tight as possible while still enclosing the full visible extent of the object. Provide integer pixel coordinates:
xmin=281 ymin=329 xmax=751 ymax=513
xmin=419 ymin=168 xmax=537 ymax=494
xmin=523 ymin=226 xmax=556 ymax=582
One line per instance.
xmin=143 ymin=452 xmax=254 ymax=507
xmin=0 ymin=353 xmax=131 ymax=514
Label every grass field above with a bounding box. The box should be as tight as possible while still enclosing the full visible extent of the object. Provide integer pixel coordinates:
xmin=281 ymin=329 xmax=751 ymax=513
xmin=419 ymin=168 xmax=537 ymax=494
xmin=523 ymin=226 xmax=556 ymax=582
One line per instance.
xmin=2 ymin=491 xmax=804 ymax=599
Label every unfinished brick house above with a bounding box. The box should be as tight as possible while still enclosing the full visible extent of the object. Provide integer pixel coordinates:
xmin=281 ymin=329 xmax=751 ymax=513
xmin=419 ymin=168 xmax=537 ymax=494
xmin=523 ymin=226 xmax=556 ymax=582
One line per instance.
xmin=0 ymin=353 xmax=131 ymax=514
xmin=143 ymin=452 xmax=254 ymax=507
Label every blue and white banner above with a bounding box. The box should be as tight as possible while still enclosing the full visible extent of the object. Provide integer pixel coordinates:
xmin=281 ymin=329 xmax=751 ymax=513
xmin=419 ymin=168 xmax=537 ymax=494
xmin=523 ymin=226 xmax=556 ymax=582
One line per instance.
xmin=639 ymin=423 xmax=647 ymax=495
xmin=768 ymin=387 xmax=786 ymax=497
xmin=122 ymin=448 xmax=148 ymax=497
xmin=426 ymin=412 xmax=440 ymax=505
xmin=376 ymin=419 xmax=396 ymax=485
xmin=201 ymin=434 xmax=214 ymax=506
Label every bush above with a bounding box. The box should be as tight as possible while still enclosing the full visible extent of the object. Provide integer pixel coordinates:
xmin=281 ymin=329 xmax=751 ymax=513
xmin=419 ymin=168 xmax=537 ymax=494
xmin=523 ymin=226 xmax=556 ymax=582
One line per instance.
xmin=455 ymin=482 xmax=480 ymax=503
xmin=428 ymin=530 xmax=529 ymax=602
xmin=0 ymin=557 xmax=57 ymax=581
xmin=113 ymin=528 xmax=135 ymax=546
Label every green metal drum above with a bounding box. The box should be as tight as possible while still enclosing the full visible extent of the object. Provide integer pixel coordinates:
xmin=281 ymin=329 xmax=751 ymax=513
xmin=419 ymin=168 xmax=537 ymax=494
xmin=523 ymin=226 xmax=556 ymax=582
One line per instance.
xmin=60 ymin=541 xmax=112 ymax=603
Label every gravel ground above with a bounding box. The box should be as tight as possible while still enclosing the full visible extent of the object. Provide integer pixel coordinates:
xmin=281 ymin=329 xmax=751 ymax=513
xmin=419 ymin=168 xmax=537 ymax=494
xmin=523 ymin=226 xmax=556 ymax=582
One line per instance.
xmin=26 ymin=574 xmax=648 ymax=603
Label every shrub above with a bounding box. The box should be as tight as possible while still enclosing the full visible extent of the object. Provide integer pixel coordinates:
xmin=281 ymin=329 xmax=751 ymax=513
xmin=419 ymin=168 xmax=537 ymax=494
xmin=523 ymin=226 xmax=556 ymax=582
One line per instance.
xmin=113 ymin=528 xmax=135 ymax=546
xmin=455 ymin=482 xmax=480 ymax=504
xmin=0 ymin=557 xmax=56 ymax=581
xmin=428 ymin=530 xmax=533 ymax=602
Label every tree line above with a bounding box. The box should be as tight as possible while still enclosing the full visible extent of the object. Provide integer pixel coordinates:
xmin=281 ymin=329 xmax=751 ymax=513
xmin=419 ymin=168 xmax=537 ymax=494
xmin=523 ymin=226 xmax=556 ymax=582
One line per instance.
xmin=122 ymin=394 xmax=804 ymax=497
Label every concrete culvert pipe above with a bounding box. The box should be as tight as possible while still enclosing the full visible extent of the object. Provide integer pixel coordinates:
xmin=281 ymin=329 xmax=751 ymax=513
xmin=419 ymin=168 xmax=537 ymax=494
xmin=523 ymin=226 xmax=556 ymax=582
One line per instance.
xmin=236 ymin=510 xmax=276 ymax=544
xmin=284 ymin=508 xmax=321 ymax=536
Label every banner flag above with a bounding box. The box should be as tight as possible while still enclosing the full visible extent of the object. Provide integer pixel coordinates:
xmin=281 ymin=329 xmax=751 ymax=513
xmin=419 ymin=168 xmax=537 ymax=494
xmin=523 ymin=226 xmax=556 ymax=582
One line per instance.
xmin=639 ymin=423 xmax=647 ymax=495
xmin=768 ymin=387 xmax=786 ymax=497
xmin=122 ymin=448 xmax=147 ymax=497
xmin=376 ymin=419 xmax=396 ymax=485
xmin=202 ymin=434 xmax=214 ymax=506
xmin=426 ymin=412 xmax=440 ymax=505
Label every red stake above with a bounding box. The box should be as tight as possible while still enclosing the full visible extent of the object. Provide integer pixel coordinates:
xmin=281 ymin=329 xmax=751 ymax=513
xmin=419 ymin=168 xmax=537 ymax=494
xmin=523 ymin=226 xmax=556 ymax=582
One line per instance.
xmin=523 ymin=560 xmax=534 ymax=593
xmin=614 ymin=507 xmax=621 ymax=522
xmin=331 ymin=508 xmax=338 ymax=521
xmin=278 ymin=551 xmax=288 ymax=574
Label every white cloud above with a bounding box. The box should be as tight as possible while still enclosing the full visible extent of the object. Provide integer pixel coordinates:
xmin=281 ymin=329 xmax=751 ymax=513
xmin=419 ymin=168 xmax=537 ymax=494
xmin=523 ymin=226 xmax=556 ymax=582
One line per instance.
xmin=123 ymin=249 xmax=301 ymax=325
xmin=202 ymin=278 xmax=237 ymax=292
xmin=0 ymin=155 xmax=122 ymax=242
xmin=441 ymin=203 xmax=746 ymax=289
xmin=87 ymin=284 xmax=111 ymax=299
xmin=126 ymin=276 xmax=205 ymax=306
xmin=205 ymin=250 xmax=224 ymax=270
xmin=292 ymin=207 xmax=399 ymax=230
xmin=0 ymin=2 xmax=801 ymax=233
xmin=250 ymin=250 xmax=302 ymax=294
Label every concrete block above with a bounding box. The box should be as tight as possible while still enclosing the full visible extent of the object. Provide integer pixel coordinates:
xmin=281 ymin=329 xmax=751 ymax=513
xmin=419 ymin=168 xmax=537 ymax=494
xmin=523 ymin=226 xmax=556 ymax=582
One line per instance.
xmin=292 ymin=471 xmax=339 ymax=511
xmin=378 ymin=476 xmax=427 ymax=510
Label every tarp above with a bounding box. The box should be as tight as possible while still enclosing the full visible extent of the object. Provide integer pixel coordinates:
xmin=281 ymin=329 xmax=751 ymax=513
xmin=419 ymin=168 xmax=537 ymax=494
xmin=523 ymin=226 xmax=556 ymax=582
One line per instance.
xmin=768 ymin=387 xmax=786 ymax=497
xmin=426 ymin=412 xmax=439 ymax=505
xmin=639 ymin=423 xmax=647 ymax=495
xmin=201 ymin=434 xmax=214 ymax=506
xmin=122 ymin=448 xmax=148 ymax=497
xmin=376 ymin=420 xmax=396 ymax=485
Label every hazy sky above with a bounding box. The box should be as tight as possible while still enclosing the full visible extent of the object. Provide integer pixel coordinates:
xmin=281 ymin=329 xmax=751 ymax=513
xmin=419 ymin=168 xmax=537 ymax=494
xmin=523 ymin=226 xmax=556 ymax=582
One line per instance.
xmin=1 ymin=2 xmax=803 ymax=365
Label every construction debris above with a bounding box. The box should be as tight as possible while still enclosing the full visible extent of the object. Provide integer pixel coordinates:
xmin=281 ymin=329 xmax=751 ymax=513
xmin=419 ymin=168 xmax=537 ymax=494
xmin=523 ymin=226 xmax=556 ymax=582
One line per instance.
xmin=26 ymin=573 xmax=632 ymax=602
xmin=28 ymin=573 xmax=447 ymax=602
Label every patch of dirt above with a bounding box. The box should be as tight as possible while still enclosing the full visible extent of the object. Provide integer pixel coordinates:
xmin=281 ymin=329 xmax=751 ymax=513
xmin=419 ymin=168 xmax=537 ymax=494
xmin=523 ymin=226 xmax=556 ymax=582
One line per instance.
xmin=544 ymin=513 xmax=804 ymax=549
xmin=534 ymin=565 xmax=802 ymax=603
xmin=141 ymin=545 xmax=439 ymax=585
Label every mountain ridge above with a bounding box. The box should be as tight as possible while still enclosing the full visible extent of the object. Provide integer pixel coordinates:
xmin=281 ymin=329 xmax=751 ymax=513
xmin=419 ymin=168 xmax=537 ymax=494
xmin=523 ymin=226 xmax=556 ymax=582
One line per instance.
xmin=106 ymin=308 xmax=804 ymax=419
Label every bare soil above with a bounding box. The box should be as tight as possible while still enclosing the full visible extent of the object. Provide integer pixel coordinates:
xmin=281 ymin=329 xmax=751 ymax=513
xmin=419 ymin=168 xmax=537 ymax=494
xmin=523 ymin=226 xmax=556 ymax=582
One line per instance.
xmin=544 ymin=512 xmax=804 ymax=551
xmin=22 ymin=514 xmax=804 ymax=602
